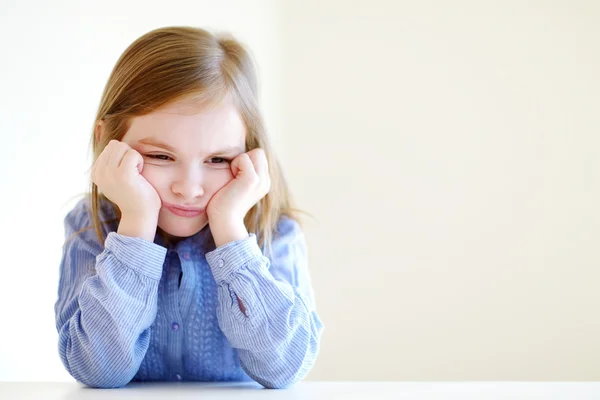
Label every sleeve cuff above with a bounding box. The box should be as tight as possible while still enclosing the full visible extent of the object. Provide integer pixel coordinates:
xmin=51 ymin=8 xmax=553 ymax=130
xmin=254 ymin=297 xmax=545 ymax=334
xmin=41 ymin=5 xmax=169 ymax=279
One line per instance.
xmin=205 ymin=233 xmax=264 ymax=284
xmin=103 ymin=231 xmax=167 ymax=280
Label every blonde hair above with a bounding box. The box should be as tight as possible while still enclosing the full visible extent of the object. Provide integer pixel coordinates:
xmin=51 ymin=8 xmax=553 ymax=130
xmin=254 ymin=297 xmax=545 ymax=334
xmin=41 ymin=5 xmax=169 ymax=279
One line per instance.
xmin=71 ymin=26 xmax=308 ymax=256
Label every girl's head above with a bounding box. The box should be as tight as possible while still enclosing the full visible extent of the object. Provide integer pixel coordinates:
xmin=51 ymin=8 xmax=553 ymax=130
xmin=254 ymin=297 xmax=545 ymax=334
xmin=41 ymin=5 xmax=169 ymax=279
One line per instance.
xmin=89 ymin=26 xmax=300 ymax=252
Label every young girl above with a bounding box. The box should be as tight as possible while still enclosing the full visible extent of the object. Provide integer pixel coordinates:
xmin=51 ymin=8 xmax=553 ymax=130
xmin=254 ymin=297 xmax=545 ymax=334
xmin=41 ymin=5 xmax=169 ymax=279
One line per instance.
xmin=54 ymin=26 xmax=324 ymax=389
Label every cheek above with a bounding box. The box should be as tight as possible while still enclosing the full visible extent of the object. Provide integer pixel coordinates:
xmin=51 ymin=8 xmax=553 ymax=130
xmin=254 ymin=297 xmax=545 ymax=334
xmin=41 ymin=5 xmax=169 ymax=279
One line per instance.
xmin=140 ymin=166 xmax=166 ymax=188
xmin=205 ymin=168 xmax=235 ymax=193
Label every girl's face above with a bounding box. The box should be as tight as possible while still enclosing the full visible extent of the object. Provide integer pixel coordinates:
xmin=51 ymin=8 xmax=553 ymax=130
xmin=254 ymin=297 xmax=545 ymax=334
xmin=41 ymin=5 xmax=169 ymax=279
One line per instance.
xmin=121 ymin=97 xmax=246 ymax=240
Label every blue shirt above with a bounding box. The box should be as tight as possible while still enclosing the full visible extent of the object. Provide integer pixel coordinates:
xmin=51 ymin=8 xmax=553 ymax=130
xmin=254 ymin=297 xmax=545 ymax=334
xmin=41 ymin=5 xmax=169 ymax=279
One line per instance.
xmin=54 ymin=197 xmax=324 ymax=388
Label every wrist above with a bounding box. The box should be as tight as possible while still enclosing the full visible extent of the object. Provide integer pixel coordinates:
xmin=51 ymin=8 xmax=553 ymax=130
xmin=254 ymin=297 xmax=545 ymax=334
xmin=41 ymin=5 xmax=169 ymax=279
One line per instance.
xmin=118 ymin=212 xmax=158 ymax=242
xmin=210 ymin=218 xmax=249 ymax=248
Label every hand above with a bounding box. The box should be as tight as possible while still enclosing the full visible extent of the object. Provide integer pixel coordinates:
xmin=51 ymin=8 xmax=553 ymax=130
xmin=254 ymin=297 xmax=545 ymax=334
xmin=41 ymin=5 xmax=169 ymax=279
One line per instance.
xmin=206 ymin=148 xmax=271 ymax=225
xmin=91 ymin=140 xmax=161 ymax=218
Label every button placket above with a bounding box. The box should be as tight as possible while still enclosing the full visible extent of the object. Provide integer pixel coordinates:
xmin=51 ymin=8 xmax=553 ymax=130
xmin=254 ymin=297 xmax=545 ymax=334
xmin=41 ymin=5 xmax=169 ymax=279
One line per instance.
xmin=165 ymin=250 xmax=184 ymax=381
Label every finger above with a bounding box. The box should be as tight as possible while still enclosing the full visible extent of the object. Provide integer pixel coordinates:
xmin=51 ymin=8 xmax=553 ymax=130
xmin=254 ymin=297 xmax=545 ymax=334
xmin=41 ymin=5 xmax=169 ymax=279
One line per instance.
xmin=92 ymin=140 xmax=118 ymax=180
xmin=119 ymin=148 xmax=144 ymax=174
xmin=230 ymin=154 xmax=241 ymax=177
xmin=246 ymin=149 xmax=270 ymax=196
xmin=235 ymin=153 xmax=258 ymax=182
xmin=248 ymin=148 xmax=269 ymax=181
xmin=95 ymin=140 xmax=116 ymax=166
xmin=107 ymin=141 xmax=129 ymax=168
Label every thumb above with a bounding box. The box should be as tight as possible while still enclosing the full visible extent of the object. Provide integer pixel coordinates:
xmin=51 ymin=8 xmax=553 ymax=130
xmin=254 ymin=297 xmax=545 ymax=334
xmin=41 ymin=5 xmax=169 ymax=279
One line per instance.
xmin=231 ymin=153 xmax=252 ymax=178
xmin=121 ymin=149 xmax=144 ymax=175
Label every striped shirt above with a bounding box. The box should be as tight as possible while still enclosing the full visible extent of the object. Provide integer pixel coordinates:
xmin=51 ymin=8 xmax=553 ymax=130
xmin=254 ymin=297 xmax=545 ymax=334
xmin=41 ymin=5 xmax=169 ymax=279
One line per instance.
xmin=54 ymin=197 xmax=324 ymax=388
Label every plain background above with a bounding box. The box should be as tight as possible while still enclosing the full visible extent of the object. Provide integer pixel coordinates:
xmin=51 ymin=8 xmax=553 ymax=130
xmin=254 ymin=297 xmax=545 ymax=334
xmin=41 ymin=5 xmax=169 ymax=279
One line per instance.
xmin=1 ymin=0 xmax=599 ymax=382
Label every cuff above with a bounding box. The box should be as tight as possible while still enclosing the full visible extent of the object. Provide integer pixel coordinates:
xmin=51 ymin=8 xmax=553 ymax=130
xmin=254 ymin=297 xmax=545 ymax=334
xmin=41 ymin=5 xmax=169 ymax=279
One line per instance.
xmin=103 ymin=231 xmax=167 ymax=280
xmin=206 ymin=233 xmax=263 ymax=284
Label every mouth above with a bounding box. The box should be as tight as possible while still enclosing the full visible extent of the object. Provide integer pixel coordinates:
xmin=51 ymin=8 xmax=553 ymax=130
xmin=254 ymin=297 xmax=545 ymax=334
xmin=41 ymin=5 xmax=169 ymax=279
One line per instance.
xmin=164 ymin=203 xmax=205 ymax=218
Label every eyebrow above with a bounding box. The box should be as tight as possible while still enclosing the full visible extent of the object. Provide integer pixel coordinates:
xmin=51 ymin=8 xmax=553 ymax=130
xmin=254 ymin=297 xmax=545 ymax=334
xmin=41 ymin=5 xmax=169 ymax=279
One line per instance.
xmin=137 ymin=138 xmax=245 ymax=155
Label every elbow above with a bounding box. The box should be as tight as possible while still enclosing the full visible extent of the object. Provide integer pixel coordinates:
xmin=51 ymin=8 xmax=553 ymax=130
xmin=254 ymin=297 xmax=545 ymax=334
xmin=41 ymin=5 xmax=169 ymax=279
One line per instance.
xmin=258 ymin=375 xmax=302 ymax=390
xmin=236 ymin=307 xmax=325 ymax=389
xmin=243 ymin=346 xmax=319 ymax=389
xmin=252 ymin=361 xmax=309 ymax=389
xmin=74 ymin=371 xmax=134 ymax=389
xmin=66 ymin=359 xmax=137 ymax=388
xmin=60 ymin=346 xmax=138 ymax=389
xmin=58 ymin=327 xmax=145 ymax=388
xmin=263 ymin=322 xmax=322 ymax=388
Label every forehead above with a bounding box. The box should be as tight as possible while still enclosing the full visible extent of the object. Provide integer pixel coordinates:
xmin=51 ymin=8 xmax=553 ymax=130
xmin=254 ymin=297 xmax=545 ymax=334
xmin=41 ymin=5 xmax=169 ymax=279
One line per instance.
xmin=125 ymin=98 xmax=247 ymax=150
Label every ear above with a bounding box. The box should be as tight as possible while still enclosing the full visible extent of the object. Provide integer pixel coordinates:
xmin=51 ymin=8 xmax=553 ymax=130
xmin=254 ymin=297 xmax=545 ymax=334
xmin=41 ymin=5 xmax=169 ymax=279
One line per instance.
xmin=94 ymin=120 xmax=105 ymax=145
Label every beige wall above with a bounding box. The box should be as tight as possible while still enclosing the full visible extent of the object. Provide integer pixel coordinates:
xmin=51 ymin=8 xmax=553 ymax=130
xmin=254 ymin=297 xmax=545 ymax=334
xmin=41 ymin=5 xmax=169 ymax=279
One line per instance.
xmin=278 ymin=1 xmax=600 ymax=380
xmin=1 ymin=0 xmax=598 ymax=383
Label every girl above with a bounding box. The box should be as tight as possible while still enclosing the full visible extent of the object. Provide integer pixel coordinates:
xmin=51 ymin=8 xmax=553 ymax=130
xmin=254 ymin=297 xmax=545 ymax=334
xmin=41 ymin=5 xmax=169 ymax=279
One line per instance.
xmin=54 ymin=26 xmax=324 ymax=389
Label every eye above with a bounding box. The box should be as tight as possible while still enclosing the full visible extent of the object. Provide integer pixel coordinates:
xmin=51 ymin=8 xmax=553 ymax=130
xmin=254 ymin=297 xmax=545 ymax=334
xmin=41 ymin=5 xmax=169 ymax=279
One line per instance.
xmin=208 ymin=157 xmax=231 ymax=164
xmin=145 ymin=154 xmax=173 ymax=161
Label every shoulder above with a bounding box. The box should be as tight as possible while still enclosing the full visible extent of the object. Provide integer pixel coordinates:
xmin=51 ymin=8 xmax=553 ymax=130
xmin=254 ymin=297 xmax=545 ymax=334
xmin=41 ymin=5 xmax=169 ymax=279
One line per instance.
xmin=263 ymin=215 xmax=312 ymax=289
xmin=268 ymin=214 xmax=307 ymax=259
xmin=63 ymin=195 xmax=118 ymax=250
xmin=274 ymin=214 xmax=304 ymax=238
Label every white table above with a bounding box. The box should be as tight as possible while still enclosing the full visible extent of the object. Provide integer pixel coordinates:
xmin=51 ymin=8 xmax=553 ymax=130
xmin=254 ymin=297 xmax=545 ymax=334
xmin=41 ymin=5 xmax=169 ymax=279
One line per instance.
xmin=1 ymin=381 xmax=600 ymax=399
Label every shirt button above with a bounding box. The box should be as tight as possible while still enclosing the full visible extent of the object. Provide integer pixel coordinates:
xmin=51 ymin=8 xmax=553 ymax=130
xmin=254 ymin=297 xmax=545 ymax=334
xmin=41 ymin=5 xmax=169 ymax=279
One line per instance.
xmin=182 ymin=252 xmax=191 ymax=260
xmin=174 ymin=374 xmax=182 ymax=381
xmin=217 ymin=259 xmax=224 ymax=267
xmin=172 ymin=322 xmax=179 ymax=331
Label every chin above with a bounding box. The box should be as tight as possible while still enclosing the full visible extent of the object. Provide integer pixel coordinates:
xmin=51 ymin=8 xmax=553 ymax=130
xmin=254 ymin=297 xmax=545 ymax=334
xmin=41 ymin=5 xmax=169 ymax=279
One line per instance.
xmin=158 ymin=215 xmax=209 ymax=239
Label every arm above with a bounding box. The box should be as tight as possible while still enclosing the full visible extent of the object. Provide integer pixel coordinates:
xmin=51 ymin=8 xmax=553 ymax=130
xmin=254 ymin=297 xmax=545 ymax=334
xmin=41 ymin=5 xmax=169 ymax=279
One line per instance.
xmin=54 ymin=207 xmax=166 ymax=388
xmin=205 ymin=217 xmax=324 ymax=389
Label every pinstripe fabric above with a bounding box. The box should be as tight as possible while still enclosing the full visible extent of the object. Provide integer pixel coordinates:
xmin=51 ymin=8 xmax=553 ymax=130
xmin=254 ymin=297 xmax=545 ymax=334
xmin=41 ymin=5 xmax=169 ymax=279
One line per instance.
xmin=54 ymin=198 xmax=324 ymax=389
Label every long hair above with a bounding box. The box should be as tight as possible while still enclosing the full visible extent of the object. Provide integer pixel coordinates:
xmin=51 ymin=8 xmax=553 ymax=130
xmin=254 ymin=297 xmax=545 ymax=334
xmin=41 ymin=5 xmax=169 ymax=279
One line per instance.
xmin=73 ymin=26 xmax=306 ymax=255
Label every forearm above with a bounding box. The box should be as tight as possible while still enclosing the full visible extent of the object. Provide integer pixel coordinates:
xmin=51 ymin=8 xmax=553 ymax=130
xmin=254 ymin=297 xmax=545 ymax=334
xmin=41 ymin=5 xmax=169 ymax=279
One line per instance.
xmin=222 ymin=280 xmax=323 ymax=388
xmin=117 ymin=213 xmax=158 ymax=242
xmin=56 ymin=232 xmax=166 ymax=388
xmin=58 ymin=281 xmax=157 ymax=388
xmin=206 ymin=235 xmax=324 ymax=388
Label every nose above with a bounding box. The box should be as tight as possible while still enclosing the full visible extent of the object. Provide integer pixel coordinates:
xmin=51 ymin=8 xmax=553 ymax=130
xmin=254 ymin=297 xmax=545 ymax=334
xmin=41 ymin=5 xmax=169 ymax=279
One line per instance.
xmin=171 ymin=166 xmax=205 ymax=201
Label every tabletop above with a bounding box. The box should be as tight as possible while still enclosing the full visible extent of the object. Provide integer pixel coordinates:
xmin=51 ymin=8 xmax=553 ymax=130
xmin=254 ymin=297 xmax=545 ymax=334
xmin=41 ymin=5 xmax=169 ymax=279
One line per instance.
xmin=1 ymin=381 xmax=600 ymax=399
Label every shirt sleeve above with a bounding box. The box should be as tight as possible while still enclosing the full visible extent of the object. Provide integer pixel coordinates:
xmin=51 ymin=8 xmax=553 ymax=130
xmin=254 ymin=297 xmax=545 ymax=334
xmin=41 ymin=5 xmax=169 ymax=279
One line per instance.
xmin=54 ymin=207 xmax=167 ymax=388
xmin=205 ymin=217 xmax=324 ymax=389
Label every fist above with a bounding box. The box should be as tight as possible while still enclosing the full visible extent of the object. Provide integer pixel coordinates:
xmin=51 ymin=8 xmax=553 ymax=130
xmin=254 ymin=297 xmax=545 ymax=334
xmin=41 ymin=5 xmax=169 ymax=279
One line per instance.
xmin=206 ymin=148 xmax=271 ymax=223
xmin=91 ymin=140 xmax=161 ymax=218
